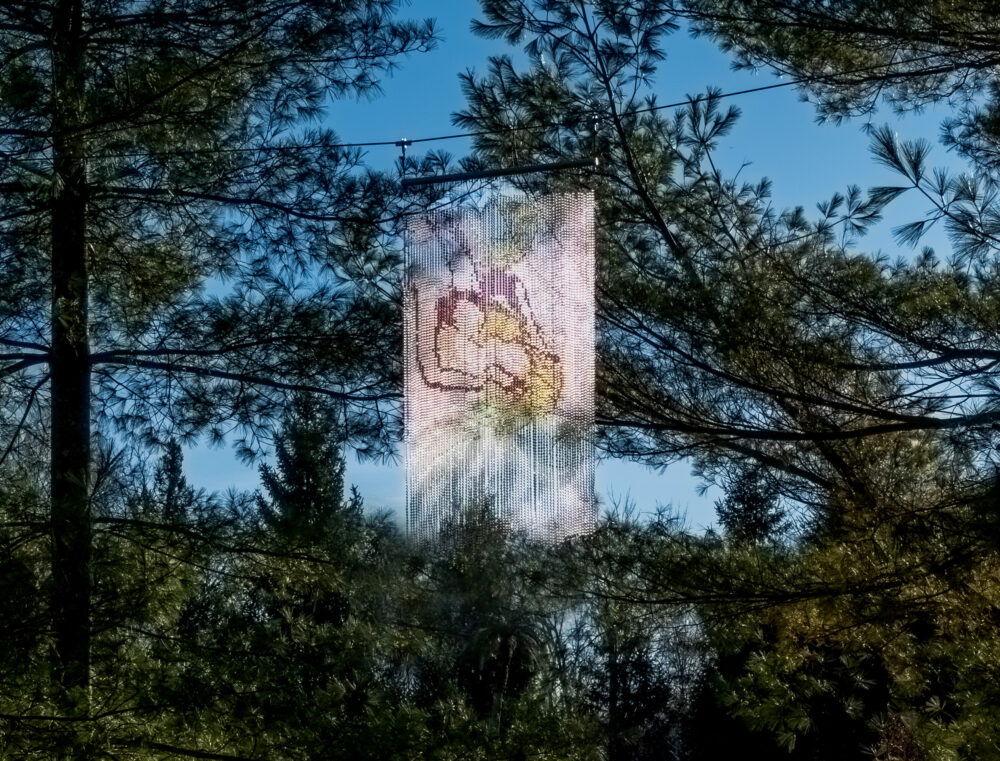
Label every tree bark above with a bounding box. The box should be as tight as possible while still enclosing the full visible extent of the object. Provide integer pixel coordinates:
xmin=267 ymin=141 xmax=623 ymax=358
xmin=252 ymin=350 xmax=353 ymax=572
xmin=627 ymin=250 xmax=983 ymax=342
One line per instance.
xmin=49 ymin=0 xmax=91 ymax=731
xmin=608 ymin=644 xmax=621 ymax=761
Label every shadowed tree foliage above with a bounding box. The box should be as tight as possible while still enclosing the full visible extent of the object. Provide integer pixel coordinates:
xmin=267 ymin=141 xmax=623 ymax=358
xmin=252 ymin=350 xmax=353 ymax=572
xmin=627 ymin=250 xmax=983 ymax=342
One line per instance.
xmin=566 ymin=513 xmax=693 ymax=761
xmin=257 ymin=392 xmax=358 ymax=542
xmin=150 ymin=440 xmax=201 ymax=520
xmin=676 ymin=0 xmax=1000 ymax=124
xmin=713 ymin=466 xmax=784 ymax=545
xmin=413 ymin=511 xmax=550 ymax=722
xmin=0 ymin=0 xmax=434 ymax=758
xmin=677 ymin=0 xmax=1000 ymax=260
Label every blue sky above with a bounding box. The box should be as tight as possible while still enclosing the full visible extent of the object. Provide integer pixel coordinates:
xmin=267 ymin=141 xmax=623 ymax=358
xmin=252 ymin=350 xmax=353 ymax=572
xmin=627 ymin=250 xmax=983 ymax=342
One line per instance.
xmin=185 ymin=1 xmax=964 ymax=531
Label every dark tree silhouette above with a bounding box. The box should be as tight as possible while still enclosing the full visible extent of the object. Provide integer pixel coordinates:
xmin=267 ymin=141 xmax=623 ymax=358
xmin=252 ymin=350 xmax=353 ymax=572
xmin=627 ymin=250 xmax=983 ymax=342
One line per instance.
xmin=257 ymin=393 xmax=356 ymax=541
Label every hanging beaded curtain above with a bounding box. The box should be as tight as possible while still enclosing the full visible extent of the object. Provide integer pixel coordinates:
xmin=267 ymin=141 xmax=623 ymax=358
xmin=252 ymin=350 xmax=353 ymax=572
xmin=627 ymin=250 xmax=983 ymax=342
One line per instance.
xmin=404 ymin=191 xmax=596 ymax=542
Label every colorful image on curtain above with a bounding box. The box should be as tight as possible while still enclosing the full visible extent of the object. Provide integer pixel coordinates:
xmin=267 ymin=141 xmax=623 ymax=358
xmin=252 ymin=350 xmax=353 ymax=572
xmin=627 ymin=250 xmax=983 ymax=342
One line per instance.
xmin=404 ymin=192 xmax=595 ymax=542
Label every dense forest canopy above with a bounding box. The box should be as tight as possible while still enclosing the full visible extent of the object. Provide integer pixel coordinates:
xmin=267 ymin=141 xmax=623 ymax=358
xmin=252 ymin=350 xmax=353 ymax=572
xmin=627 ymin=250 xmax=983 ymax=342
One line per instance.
xmin=2 ymin=1 xmax=1000 ymax=759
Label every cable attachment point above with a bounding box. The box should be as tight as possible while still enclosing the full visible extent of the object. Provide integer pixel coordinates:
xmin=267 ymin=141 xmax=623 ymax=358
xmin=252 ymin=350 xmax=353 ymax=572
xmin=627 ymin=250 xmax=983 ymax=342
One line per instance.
xmin=395 ymin=138 xmax=413 ymax=178
xmin=590 ymin=108 xmax=601 ymax=163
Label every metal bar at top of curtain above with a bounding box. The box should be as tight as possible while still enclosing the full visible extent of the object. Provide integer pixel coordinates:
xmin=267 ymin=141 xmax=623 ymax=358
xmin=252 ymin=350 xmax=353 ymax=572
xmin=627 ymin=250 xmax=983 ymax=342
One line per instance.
xmin=400 ymin=157 xmax=599 ymax=190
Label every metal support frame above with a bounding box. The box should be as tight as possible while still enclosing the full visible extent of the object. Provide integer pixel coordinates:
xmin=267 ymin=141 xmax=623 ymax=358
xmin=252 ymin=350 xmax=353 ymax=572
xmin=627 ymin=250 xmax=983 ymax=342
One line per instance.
xmin=400 ymin=156 xmax=599 ymax=190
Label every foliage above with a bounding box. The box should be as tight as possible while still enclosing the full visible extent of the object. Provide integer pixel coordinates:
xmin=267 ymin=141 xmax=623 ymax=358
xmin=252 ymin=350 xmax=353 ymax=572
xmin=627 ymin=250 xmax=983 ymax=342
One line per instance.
xmin=4 ymin=0 xmax=1000 ymax=760
xmin=0 ymin=0 xmax=435 ymax=757
xmin=257 ymin=392 xmax=356 ymax=541
xmin=676 ymin=0 xmax=1000 ymax=123
xmin=450 ymin=1 xmax=1000 ymax=758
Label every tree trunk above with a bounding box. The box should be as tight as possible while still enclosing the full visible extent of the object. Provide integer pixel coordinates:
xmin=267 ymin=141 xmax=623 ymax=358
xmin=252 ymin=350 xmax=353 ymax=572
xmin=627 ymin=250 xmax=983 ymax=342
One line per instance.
xmin=608 ymin=645 xmax=621 ymax=761
xmin=49 ymin=0 xmax=91 ymax=735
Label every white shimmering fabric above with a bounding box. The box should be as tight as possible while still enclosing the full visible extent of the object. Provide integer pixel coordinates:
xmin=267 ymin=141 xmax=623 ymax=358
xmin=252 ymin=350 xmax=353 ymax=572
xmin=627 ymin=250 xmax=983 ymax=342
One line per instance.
xmin=404 ymin=192 xmax=595 ymax=542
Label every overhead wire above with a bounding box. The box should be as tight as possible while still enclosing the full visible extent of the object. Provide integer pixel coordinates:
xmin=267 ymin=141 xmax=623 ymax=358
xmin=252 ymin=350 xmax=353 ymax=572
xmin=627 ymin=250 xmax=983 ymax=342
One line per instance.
xmin=39 ymin=50 xmax=953 ymax=160
xmin=369 ymin=49 xmax=952 ymax=149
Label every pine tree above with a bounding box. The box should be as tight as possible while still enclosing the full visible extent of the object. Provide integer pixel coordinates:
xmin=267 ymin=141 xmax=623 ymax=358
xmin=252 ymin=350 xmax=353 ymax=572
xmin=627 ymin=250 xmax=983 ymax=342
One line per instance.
xmin=0 ymin=1 xmax=434 ymax=756
xmin=458 ymin=0 xmax=909 ymax=512
xmin=150 ymin=440 xmax=199 ymax=521
xmin=677 ymin=0 xmax=1000 ymax=126
xmin=258 ymin=393 xmax=355 ymax=541
xmin=677 ymin=0 xmax=1000 ymax=257
xmin=455 ymin=3 xmax=1000 ymax=757
xmin=714 ymin=467 xmax=784 ymax=545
